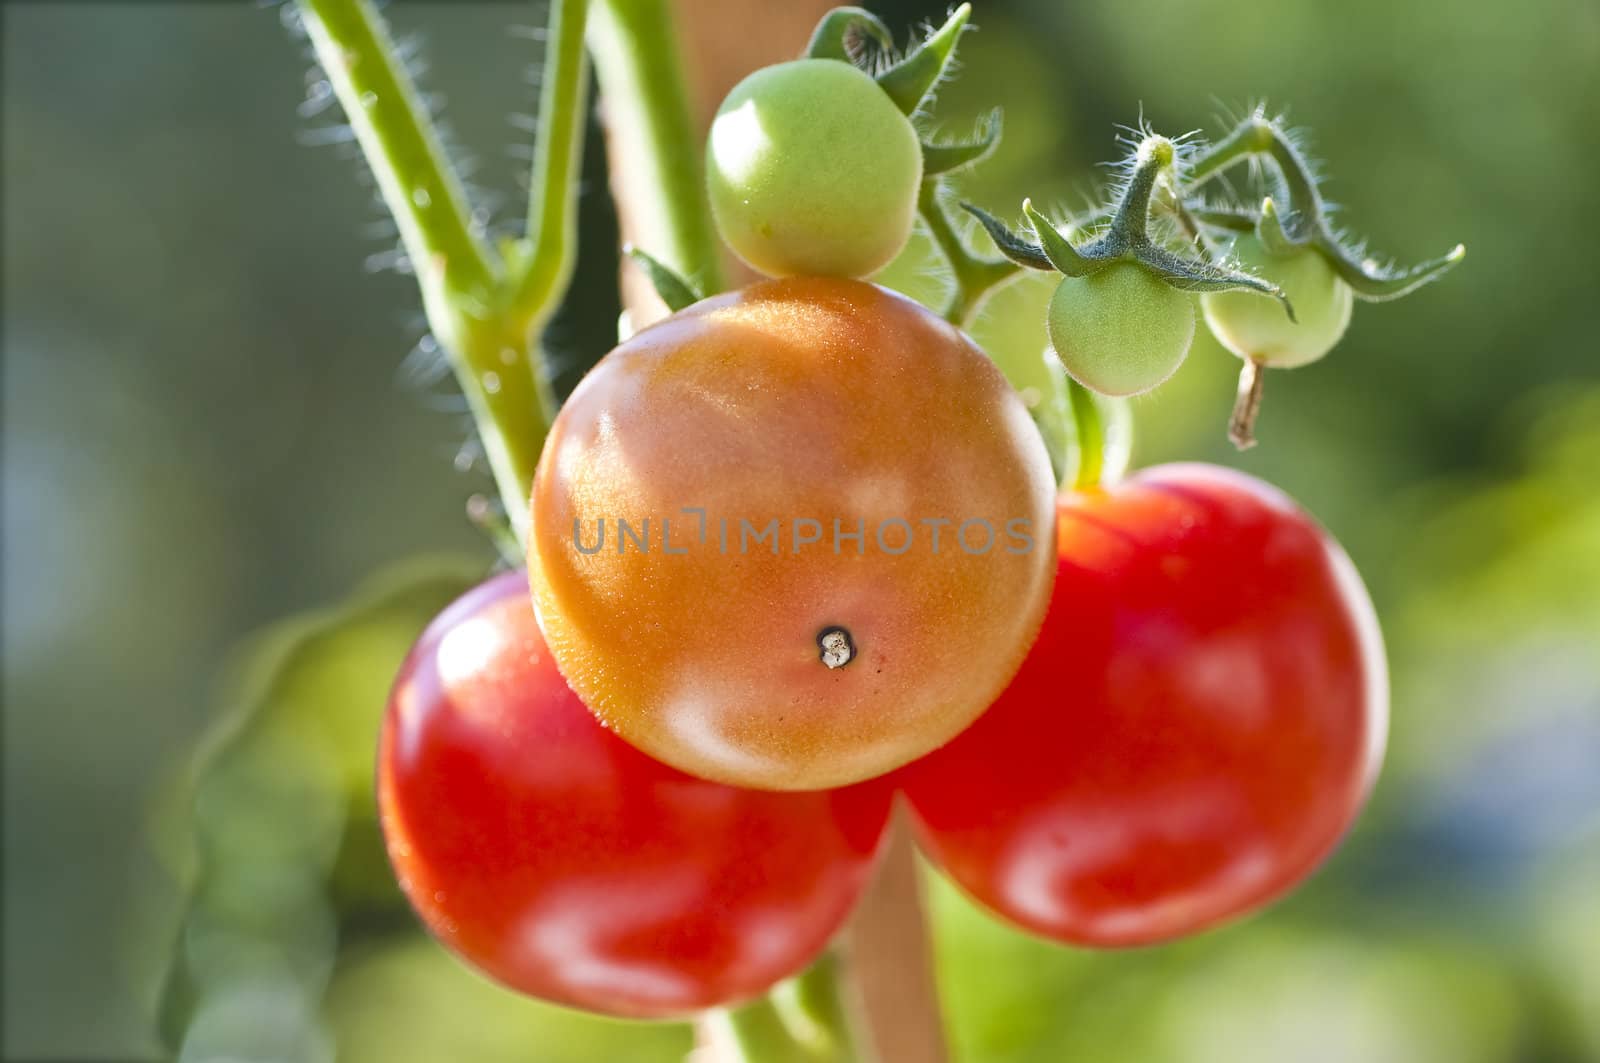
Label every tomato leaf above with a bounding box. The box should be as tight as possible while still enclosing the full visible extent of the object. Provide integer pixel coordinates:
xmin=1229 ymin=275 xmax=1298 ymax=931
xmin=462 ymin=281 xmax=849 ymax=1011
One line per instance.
xmin=625 ymin=245 xmax=704 ymax=313
xmin=154 ymin=558 xmax=484 ymax=1053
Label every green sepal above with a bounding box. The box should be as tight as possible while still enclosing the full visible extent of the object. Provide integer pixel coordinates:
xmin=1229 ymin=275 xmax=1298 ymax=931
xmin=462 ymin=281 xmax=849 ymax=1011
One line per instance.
xmin=805 ymin=7 xmax=893 ymax=63
xmin=625 ymin=246 xmax=704 ymax=312
xmin=1255 ymin=197 xmax=1299 ymax=256
xmin=876 ymin=3 xmax=971 ymax=115
xmin=1314 ymin=233 xmax=1466 ymax=302
xmin=921 ymin=108 xmax=1002 ymax=175
xmin=154 ymin=559 xmax=484 ymax=1053
xmin=1188 ymin=111 xmax=1466 ymax=304
xmin=961 ymin=203 xmax=1055 ymax=271
xmin=1139 ymin=242 xmax=1295 ymax=319
xmin=1022 ymin=199 xmax=1108 ymax=277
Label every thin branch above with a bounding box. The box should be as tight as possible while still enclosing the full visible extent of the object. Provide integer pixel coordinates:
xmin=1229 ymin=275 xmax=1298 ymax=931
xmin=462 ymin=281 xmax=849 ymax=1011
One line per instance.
xmin=298 ymin=0 xmax=562 ymax=543
xmin=512 ymin=0 xmax=592 ymax=320
xmin=918 ymin=181 xmax=1019 ymax=327
xmin=299 ymin=0 xmax=497 ymax=305
xmin=587 ymin=0 xmax=724 ymax=307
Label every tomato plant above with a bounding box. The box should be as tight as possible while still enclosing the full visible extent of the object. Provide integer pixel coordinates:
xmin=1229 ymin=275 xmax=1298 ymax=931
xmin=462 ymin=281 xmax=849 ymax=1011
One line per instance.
xmin=707 ymin=58 xmax=922 ymax=279
xmin=156 ymin=2 xmax=1471 ymax=1059
xmin=527 ymin=275 xmax=1057 ymax=791
xmin=379 ymin=569 xmax=893 ymax=1017
xmin=899 ymin=464 xmax=1387 ymax=947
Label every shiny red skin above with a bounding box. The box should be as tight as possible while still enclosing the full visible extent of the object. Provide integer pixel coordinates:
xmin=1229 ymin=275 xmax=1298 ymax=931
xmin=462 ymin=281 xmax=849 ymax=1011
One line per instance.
xmin=378 ymin=571 xmax=893 ymax=1017
xmin=899 ymin=464 xmax=1387 ymax=948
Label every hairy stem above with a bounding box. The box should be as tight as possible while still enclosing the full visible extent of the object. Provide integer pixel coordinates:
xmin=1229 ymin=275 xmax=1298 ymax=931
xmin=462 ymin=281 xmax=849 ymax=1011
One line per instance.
xmin=1186 ymin=114 xmax=1273 ymax=186
xmin=1160 ymin=177 xmax=1212 ymax=258
xmin=298 ymin=0 xmax=495 ymax=299
xmin=918 ymin=180 xmax=1019 ymax=327
xmin=1186 ymin=115 xmax=1322 ymax=240
xmin=512 ymin=0 xmax=593 ymax=321
xmin=298 ymin=0 xmax=556 ymax=541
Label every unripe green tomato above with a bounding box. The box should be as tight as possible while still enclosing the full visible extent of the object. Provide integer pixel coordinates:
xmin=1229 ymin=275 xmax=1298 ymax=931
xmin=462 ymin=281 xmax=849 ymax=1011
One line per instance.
xmin=706 ymin=59 xmax=922 ymax=278
xmin=1045 ymin=263 xmax=1195 ymax=397
xmin=1202 ymin=235 xmax=1354 ymax=368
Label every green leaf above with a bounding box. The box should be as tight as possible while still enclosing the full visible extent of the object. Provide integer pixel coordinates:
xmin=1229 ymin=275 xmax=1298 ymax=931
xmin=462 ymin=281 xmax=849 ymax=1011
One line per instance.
xmin=155 ymin=557 xmax=483 ymax=1053
xmin=625 ymin=245 xmax=704 ymax=312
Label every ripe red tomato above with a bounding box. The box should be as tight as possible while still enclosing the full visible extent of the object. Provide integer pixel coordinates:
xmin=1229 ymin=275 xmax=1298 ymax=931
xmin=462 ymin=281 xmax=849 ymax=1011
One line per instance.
xmin=898 ymin=464 xmax=1387 ymax=947
xmin=378 ymin=571 xmax=893 ymax=1017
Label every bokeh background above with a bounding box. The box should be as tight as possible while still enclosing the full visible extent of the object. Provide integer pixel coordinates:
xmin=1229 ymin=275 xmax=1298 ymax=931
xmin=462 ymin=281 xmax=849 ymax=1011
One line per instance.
xmin=4 ymin=0 xmax=1598 ymax=1060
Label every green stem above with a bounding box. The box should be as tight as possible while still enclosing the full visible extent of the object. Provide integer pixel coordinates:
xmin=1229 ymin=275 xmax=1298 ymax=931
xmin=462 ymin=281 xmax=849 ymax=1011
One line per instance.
xmin=714 ymin=1001 xmax=817 ymax=1063
xmin=712 ymin=951 xmax=863 ymax=1062
xmin=1160 ymin=177 xmax=1212 ymax=258
xmin=511 ymin=0 xmax=592 ymax=321
xmin=772 ymin=950 xmax=863 ymax=1060
xmin=586 ymin=0 xmax=724 ymax=292
xmin=1185 ymin=115 xmax=1321 ymax=239
xmin=1185 ymin=114 xmax=1273 ymax=186
xmin=298 ymin=0 xmax=496 ymax=301
xmin=298 ymin=0 xmax=558 ymax=542
xmin=1067 ymin=377 xmax=1105 ymax=490
xmin=918 ymin=179 xmax=1019 ymax=327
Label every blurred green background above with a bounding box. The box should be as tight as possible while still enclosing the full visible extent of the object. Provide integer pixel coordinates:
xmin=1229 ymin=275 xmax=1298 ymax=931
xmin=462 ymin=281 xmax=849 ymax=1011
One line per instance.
xmin=3 ymin=0 xmax=1597 ymax=1060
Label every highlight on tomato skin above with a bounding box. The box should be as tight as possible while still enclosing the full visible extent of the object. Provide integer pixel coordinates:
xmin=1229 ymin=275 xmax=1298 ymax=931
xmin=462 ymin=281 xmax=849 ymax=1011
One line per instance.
xmin=897 ymin=463 xmax=1388 ymax=948
xmin=378 ymin=570 xmax=895 ymax=1019
xmin=527 ymin=276 xmax=1058 ymax=792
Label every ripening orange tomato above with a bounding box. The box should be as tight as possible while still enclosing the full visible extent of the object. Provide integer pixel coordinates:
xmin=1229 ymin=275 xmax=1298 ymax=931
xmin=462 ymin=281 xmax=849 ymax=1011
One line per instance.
xmin=528 ymin=277 xmax=1057 ymax=790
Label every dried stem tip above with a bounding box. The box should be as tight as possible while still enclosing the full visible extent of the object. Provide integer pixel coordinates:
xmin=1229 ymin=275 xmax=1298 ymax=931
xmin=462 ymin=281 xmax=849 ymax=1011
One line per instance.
xmin=818 ymin=626 xmax=856 ymax=669
xmin=1229 ymin=358 xmax=1267 ymax=450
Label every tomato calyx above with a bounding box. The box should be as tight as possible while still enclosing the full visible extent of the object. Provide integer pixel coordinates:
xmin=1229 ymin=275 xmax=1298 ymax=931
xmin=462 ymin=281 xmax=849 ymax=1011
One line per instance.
xmin=963 ymin=134 xmax=1290 ymax=310
xmin=625 ymin=245 xmax=704 ymax=313
xmin=804 ymin=5 xmax=999 ymax=183
xmin=806 ymin=5 xmax=971 ymax=119
xmin=965 ymin=106 xmax=1465 ymax=447
xmin=1186 ymin=110 xmax=1462 ymax=447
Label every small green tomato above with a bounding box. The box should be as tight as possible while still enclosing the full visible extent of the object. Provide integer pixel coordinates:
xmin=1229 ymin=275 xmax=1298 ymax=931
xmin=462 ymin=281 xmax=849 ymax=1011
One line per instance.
xmin=1202 ymin=235 xmax=1353 ymax=368
xmin=706 ymin=59 xmax=922 ymax=279
xmin=1045 ymin=263 xmax=1195 ymax=397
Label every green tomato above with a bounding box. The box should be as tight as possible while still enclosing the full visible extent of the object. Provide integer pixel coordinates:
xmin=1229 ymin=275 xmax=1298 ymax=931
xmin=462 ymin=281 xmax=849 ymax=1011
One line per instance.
xmin=1202 ymin=235 xmax=1354 ymax=368
xmin=706 ymin=59 xmax=922 ymax=279
xmin=1045 ymin=263 xmax=1195 ymax=397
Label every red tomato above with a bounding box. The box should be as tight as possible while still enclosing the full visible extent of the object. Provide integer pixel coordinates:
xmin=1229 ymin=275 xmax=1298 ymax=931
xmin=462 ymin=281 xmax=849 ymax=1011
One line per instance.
xmin=899 ymin=464 xmax=1387 ymax=947
xmin=378 ymin=571 xmax=893 ymax=1017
